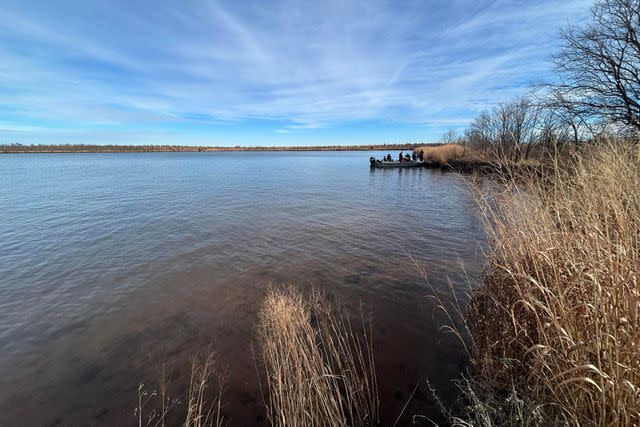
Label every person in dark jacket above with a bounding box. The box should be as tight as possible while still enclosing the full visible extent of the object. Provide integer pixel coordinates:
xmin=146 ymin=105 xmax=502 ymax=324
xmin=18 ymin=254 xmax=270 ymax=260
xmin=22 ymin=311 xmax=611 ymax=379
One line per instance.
xmin=412 ymin=152 xmax=417 ymax=161
xmin=398 ymin=151 xmax=403 ymax=162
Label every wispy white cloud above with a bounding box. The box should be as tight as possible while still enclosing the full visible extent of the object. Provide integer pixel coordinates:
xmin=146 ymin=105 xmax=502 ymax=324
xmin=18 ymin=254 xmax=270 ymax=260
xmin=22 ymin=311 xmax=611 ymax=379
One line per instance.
xmin=0 ymin=0 xmax=592 ymax=144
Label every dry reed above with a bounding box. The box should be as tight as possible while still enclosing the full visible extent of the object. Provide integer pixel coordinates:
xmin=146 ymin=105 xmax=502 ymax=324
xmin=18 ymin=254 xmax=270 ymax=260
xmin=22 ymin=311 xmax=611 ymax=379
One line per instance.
xmin=466 ymin=142 xmax=640 ymax=425
xmin=414 ymin=144 xmax=469 ymax=163
xmin=136 ymin=352 xmax=226 ymax=427
xmin=256 ymin=286 xmax=378 ymax=427
xmin=184 ymin=353 xmax=226 ymax=427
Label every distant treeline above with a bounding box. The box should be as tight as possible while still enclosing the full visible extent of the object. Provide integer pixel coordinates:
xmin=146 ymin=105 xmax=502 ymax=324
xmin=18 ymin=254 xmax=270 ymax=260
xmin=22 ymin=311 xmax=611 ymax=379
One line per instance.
xmin=0 ymin=143 xmax=422 ymax=154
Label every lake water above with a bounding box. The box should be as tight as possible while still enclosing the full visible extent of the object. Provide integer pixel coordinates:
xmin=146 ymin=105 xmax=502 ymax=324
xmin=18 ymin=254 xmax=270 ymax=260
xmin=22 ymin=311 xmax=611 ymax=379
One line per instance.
xmin=0 ymin=151 xmax=486 ymax=425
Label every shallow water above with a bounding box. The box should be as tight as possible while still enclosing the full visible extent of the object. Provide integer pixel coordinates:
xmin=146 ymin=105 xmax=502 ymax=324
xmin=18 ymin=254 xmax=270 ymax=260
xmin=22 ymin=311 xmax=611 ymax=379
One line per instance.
xmin=0 ymin=151 xmax=486 ymax=425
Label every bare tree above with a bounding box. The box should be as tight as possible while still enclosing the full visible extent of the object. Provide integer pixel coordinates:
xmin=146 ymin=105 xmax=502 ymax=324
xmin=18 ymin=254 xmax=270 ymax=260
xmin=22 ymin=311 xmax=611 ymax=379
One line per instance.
xmin=465 ymin=98 xmax=543 ymax=162
xmin=466 ymin=111 xmax=493 ymax=149
xmin=440 ymin=129 xmax=458 ymax=145
xmin=549 ymin=0 xmax=640 ymax=134
xmin=539 ymin=92 xmax=588 ymax=145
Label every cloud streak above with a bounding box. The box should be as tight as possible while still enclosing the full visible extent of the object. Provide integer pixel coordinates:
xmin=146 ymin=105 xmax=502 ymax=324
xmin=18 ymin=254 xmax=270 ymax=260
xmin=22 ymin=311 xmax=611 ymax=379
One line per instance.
xmin=0 ymin=0 xmax=591 ymax=145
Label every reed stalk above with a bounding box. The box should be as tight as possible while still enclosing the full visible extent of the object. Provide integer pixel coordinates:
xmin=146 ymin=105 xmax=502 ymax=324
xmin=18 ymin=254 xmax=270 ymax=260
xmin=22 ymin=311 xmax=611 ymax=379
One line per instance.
xmin=464 ymin=141 xmax=640 ymax=425
xmin=256 ymin=286 xmax=379 ymax=427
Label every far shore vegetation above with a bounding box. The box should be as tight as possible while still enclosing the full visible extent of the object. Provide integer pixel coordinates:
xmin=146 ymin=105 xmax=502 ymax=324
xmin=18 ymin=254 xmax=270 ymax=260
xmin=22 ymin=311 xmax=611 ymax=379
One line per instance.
xmin=0 ymin=142 xmax=420 ymax=154
xmin=121 ymin=0 xmax=640 ymax=424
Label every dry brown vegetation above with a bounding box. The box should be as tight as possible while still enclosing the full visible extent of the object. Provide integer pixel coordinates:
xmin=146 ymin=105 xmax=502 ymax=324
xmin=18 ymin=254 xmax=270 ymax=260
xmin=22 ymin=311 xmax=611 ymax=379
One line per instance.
xmin=136 ymin=352 xmax=226 ymax=427
xmin=256 ymin=286 xmax=378 ymax=427
xmin=459 ymin=142 xmax=640 ymax=425
xmin=413 ymin=144 xmax=474 ymax=164
xmin=137 ymin=287 xmax=378 ymax=427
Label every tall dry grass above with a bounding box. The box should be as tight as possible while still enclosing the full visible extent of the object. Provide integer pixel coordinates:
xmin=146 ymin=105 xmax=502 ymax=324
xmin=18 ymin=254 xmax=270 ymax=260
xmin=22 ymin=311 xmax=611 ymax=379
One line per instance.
xmin=256 ymin=286 xmax=378 ymax=427
xmin=183 ymin=353 xmax=226 ymax=427
xmin=414 ymin=144 xmax=470 ymax=163
xmin=465 ymin=142 xmax=640 ymax=425
xmin=136 ymin=352 xmax=226 ymax=427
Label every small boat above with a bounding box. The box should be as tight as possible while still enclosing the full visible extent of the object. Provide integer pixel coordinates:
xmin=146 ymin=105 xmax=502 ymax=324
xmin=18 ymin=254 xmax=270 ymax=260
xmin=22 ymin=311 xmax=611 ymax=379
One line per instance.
xmin=370 ymin=157 xmax=423 ymax=168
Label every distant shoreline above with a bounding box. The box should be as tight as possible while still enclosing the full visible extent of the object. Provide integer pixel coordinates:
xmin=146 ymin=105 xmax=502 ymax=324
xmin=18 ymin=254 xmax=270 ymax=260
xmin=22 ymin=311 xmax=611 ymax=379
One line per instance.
xmin=0 ymin=143 xmax=425 ymax=154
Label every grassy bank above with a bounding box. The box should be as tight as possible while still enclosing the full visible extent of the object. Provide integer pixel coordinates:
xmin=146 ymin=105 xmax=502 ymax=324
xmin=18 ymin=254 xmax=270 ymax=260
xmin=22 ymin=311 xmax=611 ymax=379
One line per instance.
xmin=455 ymin=142 xmax=640 ymax=425
xmin=413 ymin=144 xmax=471 ymax=164
xmin=413 ymin=143 xmax=544 ymax=175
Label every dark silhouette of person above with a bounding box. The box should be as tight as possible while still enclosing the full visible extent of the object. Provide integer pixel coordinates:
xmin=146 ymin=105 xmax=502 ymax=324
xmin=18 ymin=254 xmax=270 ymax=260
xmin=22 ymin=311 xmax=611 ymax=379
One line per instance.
xmin=398 ymin=151 xmax=403 ymax=162
xmin=412 ymin=152 xmax=417 ymax=161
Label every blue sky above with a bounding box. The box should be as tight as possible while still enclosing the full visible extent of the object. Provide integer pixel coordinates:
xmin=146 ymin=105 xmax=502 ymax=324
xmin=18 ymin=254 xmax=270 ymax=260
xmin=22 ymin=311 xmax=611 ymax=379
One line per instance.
xmin=1 ymin=0 xmax=590 ymax=146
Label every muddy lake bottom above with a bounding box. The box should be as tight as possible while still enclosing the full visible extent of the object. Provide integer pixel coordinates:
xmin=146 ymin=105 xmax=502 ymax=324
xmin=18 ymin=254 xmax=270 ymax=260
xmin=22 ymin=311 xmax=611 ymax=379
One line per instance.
xmin=0 ymin=151 xmax=486 ymax=425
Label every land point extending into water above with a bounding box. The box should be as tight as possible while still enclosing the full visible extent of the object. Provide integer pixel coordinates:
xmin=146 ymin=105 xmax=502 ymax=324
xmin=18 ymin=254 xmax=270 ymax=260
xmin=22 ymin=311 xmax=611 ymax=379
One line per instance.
xmin=0 ymin=143 xmax=422 ymax=154
xmin=0 ymin=142 xmax=500 ymax=174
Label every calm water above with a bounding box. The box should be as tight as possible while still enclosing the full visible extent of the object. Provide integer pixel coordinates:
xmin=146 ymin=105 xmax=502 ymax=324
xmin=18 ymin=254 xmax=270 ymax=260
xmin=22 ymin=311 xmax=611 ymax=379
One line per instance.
xmin=0 ymin=151 xmax=486 ymax=425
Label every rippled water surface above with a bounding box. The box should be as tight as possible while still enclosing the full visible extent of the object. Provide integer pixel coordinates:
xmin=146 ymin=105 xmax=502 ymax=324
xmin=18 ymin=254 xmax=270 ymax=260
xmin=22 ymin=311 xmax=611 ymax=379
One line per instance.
xmin=0 ymin=151 xmax=486 ymax=425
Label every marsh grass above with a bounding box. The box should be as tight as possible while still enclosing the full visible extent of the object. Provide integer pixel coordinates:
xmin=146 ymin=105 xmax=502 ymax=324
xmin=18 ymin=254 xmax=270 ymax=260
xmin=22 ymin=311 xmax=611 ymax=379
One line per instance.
xmin=136 ymin=352 xmax=226 ymax=427
xmin=183 ymin=353 xmax=226 ymax=427
xmin=256 ymin=286 xmax=379 ymax=426
xmin=413 ymin=144 xmax=473 ymax=164
xmin=439 ymin=142 xmax=640 ymax=425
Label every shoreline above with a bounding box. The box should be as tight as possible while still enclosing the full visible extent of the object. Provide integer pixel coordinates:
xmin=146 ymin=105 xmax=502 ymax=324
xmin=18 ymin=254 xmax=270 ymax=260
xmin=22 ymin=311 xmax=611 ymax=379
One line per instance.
xmin=0 ymin=143 xmax=423 ymax=154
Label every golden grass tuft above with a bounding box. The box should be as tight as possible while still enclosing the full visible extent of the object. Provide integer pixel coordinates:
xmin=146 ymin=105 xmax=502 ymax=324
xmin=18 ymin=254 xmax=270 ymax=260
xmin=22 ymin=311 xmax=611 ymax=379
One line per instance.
xmin=468 ymin=142 xmax=640 ymax=425
xmin=256 ymin=286 xmax=379 ymax=426
xmin=413 ymin=144 xmax=469 ymax=163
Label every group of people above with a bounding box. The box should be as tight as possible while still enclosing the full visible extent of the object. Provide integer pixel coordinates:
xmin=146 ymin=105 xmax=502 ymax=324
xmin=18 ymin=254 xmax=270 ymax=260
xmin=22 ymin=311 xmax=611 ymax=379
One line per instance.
xmin=380 ymin=150 xmax=424 ymax=162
